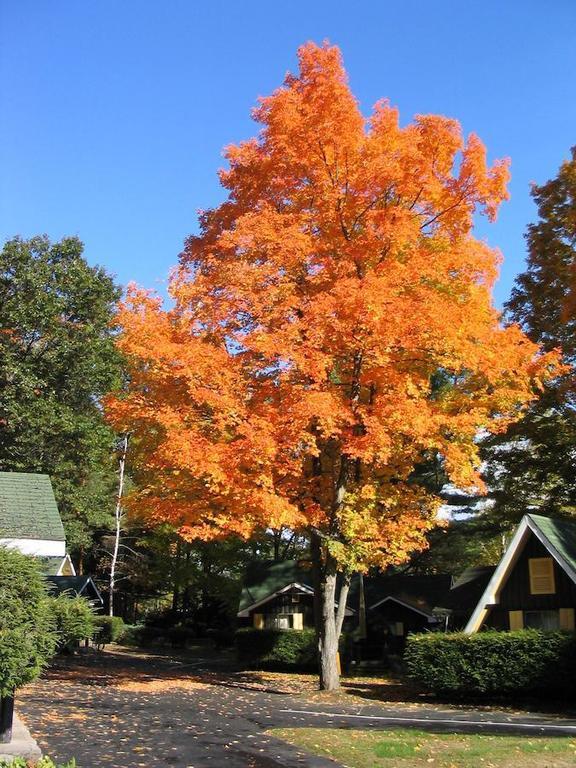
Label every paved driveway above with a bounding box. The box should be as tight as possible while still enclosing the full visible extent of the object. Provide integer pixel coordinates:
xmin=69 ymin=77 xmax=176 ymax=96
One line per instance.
xmin=17 ymin=648 xmax=576 ymax=768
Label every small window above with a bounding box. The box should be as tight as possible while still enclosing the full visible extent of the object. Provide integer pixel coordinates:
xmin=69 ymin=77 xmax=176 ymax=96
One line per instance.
xmin=529 ymin=557 xmax=556 ymax=594
xmin=524 ymin=610 xmax=560 ymax=630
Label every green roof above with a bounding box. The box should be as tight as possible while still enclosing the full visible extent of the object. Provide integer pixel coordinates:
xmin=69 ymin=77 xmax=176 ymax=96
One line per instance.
xmin=239 ymin=560 xmax=452 ymax=616
xmin=528 ymin=514 xmax=576 ymax=573
xmin=239 ymin=560 xmax=315 ymax=613
xmin=0 ymin=472 xmax=65 ymax=541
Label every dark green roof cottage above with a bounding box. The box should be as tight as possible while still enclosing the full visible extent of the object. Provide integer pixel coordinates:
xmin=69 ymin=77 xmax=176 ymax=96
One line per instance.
xmin=0 ymin=472 xmax=74 ymax=575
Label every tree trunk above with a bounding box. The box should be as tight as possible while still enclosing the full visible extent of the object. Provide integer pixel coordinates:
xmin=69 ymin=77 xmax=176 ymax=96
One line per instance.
xmin=318 ymin=564 xmax=340 ymax=690
xmin=312 ymin=534 xmax=349 ymax=691
xmin=109 ymin=435 xmax=128 ymax=617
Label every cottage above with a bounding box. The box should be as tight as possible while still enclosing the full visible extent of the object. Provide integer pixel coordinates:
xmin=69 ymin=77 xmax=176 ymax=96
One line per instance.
xmin=237 ymin=560 xmax=452 ymax=646
xmin=465 ymin=514 xmax=576 ymax=633
xmin=237 ymin=560 xmax=355 ymax=630
xmin=366 ymin=573 xmax=452 ymax=641
xmin=435 ymin=565 xmax=496 ymax=630
xmin=45 ymin=575 xmax=104 ymax=609
xmin=0 ymin=472 xmax=75 ymax=576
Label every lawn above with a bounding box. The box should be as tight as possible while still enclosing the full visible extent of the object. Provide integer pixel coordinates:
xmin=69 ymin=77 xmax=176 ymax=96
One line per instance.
xmin=270 ymin=727 xmax=576 ymax=767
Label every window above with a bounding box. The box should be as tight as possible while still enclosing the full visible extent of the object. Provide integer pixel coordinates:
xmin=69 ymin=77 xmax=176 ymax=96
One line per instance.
xmin=524 ymin=610 xmax=560 ymax=630
xmin=528 ymin=557 xmax=556 ymax=594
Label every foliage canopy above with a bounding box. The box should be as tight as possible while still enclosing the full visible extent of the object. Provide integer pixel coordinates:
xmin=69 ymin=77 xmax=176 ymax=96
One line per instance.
xmin=0 ymin=235 xmax=123 ymax=556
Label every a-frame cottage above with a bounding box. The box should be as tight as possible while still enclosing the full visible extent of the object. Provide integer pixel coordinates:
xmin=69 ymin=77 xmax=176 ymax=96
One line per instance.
xmin=465 ymin=514 xmax=576 ymax=633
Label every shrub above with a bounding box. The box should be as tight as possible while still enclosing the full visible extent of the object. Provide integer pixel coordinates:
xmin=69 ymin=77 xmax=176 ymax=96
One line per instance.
xmin=116 ymin=623 xmax=145 ymax=646
xmin=92 ymin=615 xmax=125 ymax=645
xmin=46 ymin=594 xmax=96 ymax=653
xmin=0 ymin=548 xmax=57 ymax=696
xmin=236 ymin=628 xmax=318 ymax=670
xmin=405 ymin=630 xmax=576 ymax=696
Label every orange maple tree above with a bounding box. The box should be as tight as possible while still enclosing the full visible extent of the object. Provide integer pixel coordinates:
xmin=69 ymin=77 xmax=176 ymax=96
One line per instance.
xmin=107 ymin=42 xmax=557 ymax=689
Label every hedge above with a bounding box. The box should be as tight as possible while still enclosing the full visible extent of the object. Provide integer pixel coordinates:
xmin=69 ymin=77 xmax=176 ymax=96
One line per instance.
xmin=236 ymin=628 xmax=318 ymax=670
xmin=405 ymin=630 xmax=576 ymax=696
xmin=47 ymin=594 xmax=96 ymax=653
xmin=92 ymin=615 xmax=125 ymax=645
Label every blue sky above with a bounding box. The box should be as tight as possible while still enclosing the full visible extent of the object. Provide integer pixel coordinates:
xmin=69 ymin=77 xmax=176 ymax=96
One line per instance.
xmin=1 ymin=1 xmax=575 ymax=306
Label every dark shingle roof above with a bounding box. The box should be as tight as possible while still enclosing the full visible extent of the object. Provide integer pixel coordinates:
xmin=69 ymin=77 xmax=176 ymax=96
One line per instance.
xmin=363 ymin=574 xmax=453 ymax=616
xmin=0 ymin=472 xmax=65 ymax=541
xmin=45 ymin=575 xmax=103 ymax=605
xmin=528 ymin=514 xmax=576 ymax=573
xmin=239 ymin=561 xmax=453 ymax=618
xmin=437 ymin=565 xmax=496 ymax=613
xmin=238 ymin=560 xmax=314 ymax=613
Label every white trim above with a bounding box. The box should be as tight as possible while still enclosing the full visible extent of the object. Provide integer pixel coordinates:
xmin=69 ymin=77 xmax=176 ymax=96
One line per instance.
xmin=369 ymin=595 xmax=437 ymax=621
xmin=464 ymin=515 xmax=576 ymax=633
xmin=56 ymin=554 xmax=77 ymax=576
xmin=237 ymin=582 xmax=315 ymax=617
xmin=79 ymin=577 xmax=104 ymax=605
xmin=237 ymin=580 xmax=355 ymax=617
xmin=525 ymin=515 xmax=576 ymax=584
xmin=278 ymin=709 xmax=576 ymax=733
xmin=0 ymin=538 xmax=66 ymax=557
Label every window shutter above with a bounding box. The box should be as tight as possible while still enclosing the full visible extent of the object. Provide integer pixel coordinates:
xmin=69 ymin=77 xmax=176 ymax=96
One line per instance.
xmin=253 ymin=613 xmax=264 ymax=629
xmin=509 ymin=610 xmax=524 ymax=630
xmin=559 ymin=608 xmax=575 ymax=631
xmin=292 ymin=613 xmax=303 ymax=630
xmin=394 ymin=622 xmax=404 ymax=636
xmin=529 ymin=558 xmax=556 ymax=595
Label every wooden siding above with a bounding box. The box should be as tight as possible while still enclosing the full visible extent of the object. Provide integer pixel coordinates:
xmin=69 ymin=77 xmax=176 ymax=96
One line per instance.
xmin=368 ymin=600 xmax=435 ymax=638
xmin=484 ymin=532 xmax=576 ymax=629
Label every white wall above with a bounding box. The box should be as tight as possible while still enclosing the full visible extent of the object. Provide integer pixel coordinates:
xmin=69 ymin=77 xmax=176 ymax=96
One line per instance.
xmin=0 ymin=538 xmax=66 ymax=557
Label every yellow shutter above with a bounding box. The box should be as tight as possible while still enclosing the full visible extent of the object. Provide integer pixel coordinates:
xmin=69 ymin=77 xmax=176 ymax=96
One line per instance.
xmin=253 ymin=613 xmax=264 ymax=629
xmin=292 ymin=613 xmax=303 ymax=630
xmin=394 ymin=622 xmax=404 ymax=636
xmin=529 ymin=558 xmax=556 ymax=594
xmin=559 ymin=608 xmax=575 ymax=631
xmin=509 ymin=610 xmax=524 ymax=630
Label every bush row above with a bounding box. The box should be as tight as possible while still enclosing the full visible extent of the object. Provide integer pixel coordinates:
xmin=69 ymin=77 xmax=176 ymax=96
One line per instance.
xmin=404 ymin=629 xmax=576 ymax=696
xmin=92 ymin=615 xmax=125 ymax=645
xmin=236 ymin=628 xmax=318 ymax=670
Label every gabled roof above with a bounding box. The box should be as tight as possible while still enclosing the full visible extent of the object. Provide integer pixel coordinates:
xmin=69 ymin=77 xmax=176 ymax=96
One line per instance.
xmin=45 ymin=575 xmax=103 ymax=605
xmin=0 ymin=472 xmax=65 ymax=541
xmin=465 ymin=514 xmax=576 ymax=633
xmin=365 ymin=574 xmax=453 ymax=617
xmin=37 ymin=554 xmax=76 ymax=576
xmin=238 ymin=560 xmax=315 ymax=615
xmin=437 ymin=566 xmax=496 ymax=613
xmin=238 ymin=561 xmax=452 ymax=620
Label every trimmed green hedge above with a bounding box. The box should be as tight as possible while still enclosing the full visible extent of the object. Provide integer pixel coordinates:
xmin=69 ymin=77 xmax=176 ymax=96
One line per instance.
xmin=93 ymin=615 xmax=125 ymax=645
xmin=236 ymin=628 xmax=317 ymax=670
xmin=405 ymin=630 xmax=576 ymax=696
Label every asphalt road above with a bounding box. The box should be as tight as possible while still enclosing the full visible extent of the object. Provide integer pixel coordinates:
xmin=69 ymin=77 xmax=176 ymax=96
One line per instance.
xmin=17 ymin=648 xmax=576 ymax=768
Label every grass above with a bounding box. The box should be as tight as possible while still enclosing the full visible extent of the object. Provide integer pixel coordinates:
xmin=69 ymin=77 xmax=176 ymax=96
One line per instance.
xmin=270 ymin=727 xmax=576 ymax=767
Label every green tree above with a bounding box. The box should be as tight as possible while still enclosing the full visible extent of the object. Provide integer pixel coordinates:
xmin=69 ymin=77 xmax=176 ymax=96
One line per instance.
xmin=507 ymin=147 xmax=576 ymax=359
xmin=0 ymin=549 xmax=56 ymax=697
xmin=471 ymin=149 xmax=576 ymax=535
xmin=0 ymin=235 xmax=123 ymax=563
